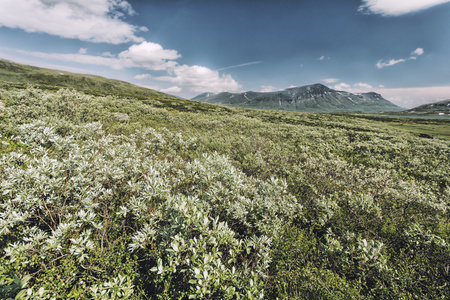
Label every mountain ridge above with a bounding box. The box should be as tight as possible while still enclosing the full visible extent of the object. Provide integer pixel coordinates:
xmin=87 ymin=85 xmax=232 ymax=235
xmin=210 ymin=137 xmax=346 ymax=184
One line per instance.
xmin=192 ymin=83 xmax=403 ymax=113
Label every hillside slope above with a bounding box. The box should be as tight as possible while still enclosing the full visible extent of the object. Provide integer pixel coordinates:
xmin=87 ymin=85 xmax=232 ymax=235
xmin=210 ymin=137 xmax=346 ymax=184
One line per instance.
xmin=0 ymin=59 xmax=177 ymax=99
xmin=193 ymin=83 xmax=403 ymax=113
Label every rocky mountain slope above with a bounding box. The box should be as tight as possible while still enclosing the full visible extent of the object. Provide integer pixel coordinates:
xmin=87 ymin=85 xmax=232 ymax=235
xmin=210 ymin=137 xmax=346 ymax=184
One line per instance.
xmin=192 ymin=84 xmax=403 ymax=113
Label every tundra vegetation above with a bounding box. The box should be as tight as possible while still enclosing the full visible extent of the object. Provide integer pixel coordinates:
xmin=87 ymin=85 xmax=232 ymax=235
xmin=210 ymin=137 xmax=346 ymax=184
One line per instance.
xmin=0 ymin=85 xmax=449 ymax=299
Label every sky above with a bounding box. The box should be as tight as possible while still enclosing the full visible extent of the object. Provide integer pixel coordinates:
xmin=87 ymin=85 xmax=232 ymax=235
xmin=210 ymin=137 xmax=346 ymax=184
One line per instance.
xmin=0 ymin=0 xmax=450 ymax=108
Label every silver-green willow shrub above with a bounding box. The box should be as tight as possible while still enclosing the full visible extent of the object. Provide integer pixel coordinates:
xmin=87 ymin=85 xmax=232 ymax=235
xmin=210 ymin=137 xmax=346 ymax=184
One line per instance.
xmin=0 ymin=116 xmax=302 ymax=298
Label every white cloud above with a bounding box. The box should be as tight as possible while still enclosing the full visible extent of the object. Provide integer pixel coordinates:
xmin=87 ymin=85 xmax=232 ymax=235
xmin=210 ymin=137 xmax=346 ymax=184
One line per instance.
xmin=318 ymin=56 xmax=325 ymax=61
xmin=160 ymin=86 xmax=182 ymax=94
xmin=333 ymin=82 xmax=374 ymax=92
xmin=377 ymin=48 xmax=425 ymax=69
xmin=134 ymin=74 xmax=151 ymax=80
xmin=118 ymin=41 xmax=181 ymax=71
xmin=16 ymin=49 xmax=130 ymax=70
xmin=412 ymin=47 xmax=424 ymax=56
xmin=376 ymin=58 xmax=407 ymax=69
xmin=101 ymin=52 xmax=114 ymax=57
xmin=18 ymin=41 xmax=182 ymax=71
xmin=260 ymin=85 xmax=277 ymax=92
xmin=0 ymin=0 xmax=145 ymax=44
xmin=322 ymin=78 xmax=340 ymax=84
xmin=358 ymin=0 xmax=450 ymax=16
xmin=155 ymin=64 xmax=242 ymax=94
xmin=334 ymin=83 xmax=351 ymax=90
xmin=354 ymin=82 xmax=373 ymax=89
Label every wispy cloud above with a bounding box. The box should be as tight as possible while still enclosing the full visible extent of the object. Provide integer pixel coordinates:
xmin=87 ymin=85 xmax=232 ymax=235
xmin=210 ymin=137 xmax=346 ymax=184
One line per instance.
xmin=0 ymin=0 xmax=145 ymax=44
xmin=376 ymin=58 xmax=407 ymax=69
xmin=376 ymin=47 xmax=424 ymax=69
xmin=134 ymin=74 xmax=151 ymax=80
xmin=333 ymin=82 xmax=373 ymax=91
xmin=359 ymin=0 xmax=450 ymax=16
xmin=217 ymin=61 xmax=261 ymax=71
xmin=16 ymin=49 xmax=130 ymax=70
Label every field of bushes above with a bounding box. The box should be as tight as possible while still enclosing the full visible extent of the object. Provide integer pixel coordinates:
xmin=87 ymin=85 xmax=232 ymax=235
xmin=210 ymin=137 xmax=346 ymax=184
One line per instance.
xmin=0 ymin=86 xmax=449 ymax=299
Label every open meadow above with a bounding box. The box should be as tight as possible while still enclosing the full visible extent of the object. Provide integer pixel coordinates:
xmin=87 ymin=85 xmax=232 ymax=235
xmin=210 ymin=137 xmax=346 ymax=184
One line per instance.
xmin=1 ymin=86 xmax=449 ymax=299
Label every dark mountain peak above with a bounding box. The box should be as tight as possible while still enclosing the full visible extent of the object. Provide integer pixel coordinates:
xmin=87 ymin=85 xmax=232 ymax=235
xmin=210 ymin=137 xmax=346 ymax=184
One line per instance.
xmin=308 ymin=83 xmax=331 ymax=90
xmin=191 ymin=83 xmax=402 ymax=113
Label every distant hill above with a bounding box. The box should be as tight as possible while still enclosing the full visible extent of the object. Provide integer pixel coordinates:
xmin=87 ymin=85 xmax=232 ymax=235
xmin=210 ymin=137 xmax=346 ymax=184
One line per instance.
xmin=192 ymin=84 xmax=403 ymax=113
xmin=0 ymin=59 xmax=177 ymax=100
xmin=403 ymin=99 xmax=450 ymax=116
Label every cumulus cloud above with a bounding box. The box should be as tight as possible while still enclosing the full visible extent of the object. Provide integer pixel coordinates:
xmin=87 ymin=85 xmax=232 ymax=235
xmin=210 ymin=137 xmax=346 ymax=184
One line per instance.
xmin=155 ymin=64 xmax=242 ymax=94
xmin=412 ymin=47 xmax=424 ymax=56
xmin=0 ymin=0 xmax=145 ymax=44
xmin=322 ymin=78 xmax=340 ymax=84
xmin=18 ymin=41 xmax=182 ymax=71
xmin=134 ymin=74 xmax=151 ymax=80
xmin=358 ymin=0 xmax=450 ymax=16
xmin=377 ymin=48 xmax=424 ymax=69
xmin=334 ymin=83 xmax=351 ymax=90
xmin=118 ymin=42 xmax=181 ymax=71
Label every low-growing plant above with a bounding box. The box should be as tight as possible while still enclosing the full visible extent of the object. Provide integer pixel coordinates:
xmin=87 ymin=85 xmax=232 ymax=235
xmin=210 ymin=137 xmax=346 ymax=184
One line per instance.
xmin=0 ymin=86 xmax=449 ymax=298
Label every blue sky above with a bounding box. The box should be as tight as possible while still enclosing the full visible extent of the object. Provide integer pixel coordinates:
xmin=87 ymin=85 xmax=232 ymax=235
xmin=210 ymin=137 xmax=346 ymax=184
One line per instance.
xmin=1 ymin=0 xmax=450 ymax=108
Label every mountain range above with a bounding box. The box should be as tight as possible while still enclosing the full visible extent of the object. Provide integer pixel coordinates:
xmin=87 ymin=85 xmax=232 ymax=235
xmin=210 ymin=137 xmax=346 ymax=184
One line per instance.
xmin=192 ymin=84 xmax=404 ymax=113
